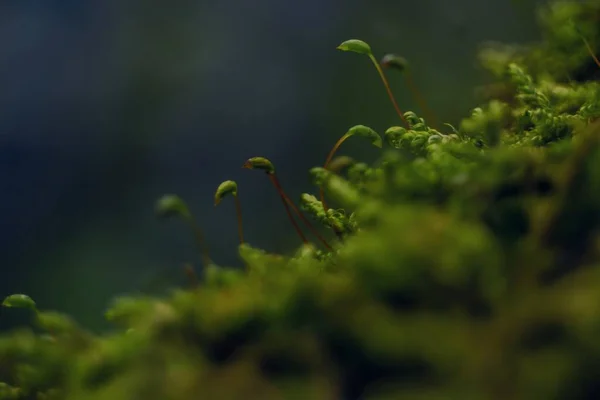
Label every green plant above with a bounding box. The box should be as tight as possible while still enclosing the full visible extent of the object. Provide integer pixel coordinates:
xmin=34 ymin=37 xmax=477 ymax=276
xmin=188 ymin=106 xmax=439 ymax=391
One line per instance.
xmin=1 ymin=1 xmax=600 ymax=399
xmin=319 ymin=125 xmax=381 ymax=213
xmin=2 ymin=295 xmax=37 ymax=311
xmin=337 ymin=39 xmax=409 ymax=127
xmin=214 ymin=180 xmax=244 ymax=245
xmin=154 ymin=194 xmax=211 ymax=268
xmin=326 ymin=155 xmax=356 ymax=174
xmin=242 ymin=157 xmax=333 ymax=251
xmin=380 ymin=53 xmax=439 ymax=128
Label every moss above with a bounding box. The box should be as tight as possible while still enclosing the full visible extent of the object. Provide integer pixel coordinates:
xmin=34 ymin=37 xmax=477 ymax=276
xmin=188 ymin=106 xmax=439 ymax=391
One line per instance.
xmin=2 ymin=1 xmax=600 ymax=399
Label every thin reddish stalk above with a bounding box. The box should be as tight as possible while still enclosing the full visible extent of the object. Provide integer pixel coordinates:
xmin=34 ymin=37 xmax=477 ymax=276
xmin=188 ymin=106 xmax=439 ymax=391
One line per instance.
xmin=320 ymin=132 xmax=351 ymax=211
xmin=404 ymin=71 xmax=438 ymax=128
xmin=267 ymin=173 xmax=309 ymax=245
xmin=234 ymin=195 xmax=244 ymax=244
xmin=368 ymin=54 xmax=409 ymax=128
xmin=183 ymin=263 xmax=198 ymax=288
xmin=282 ymin=194 xmax=333 ymax=251
xmin=190 ymin=221 xmax=211 ymax=268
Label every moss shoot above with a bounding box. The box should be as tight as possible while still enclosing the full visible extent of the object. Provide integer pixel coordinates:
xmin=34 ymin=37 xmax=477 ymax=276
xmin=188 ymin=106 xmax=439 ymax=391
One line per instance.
xmin=1 ymin=1 xmax=600 ymax=399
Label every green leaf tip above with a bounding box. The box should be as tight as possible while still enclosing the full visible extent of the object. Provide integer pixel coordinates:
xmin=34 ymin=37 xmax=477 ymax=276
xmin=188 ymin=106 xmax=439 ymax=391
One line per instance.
xmin=443 ymin=123 xmax=460 ymax=135
xmin=384 ymin=126 xmax=407 ymax=148
xmin=242 ymin=157 xmax=275 ymax=174
xmin=309 ymin=167 xmax=330 ymax=186
xmin=348 ymin=125 xmax=382 ymax=148
xmin=336 ymin=39 xmax=372 ymax=55
xmin=214 ymin=180 xmax=238 ymax=205
xmin=2 ymin=294 xmax=36 ymax=310
xmin=309 ymin=166 xmax=328 ymax=176
xmin=294 ymin=243 xmax=318 ymax=259
xmin=300 ymin=192 xmax=319 ymax=203
xmin=155 ymin=194 xmax=191 ymax=219
xmin=327 ymin=156 xmax=356 ymax=173
xmin=385 ymin=126 xmax=407 ymax=136
xmin=381 ymin=54 xmax=408 ymax=71
xmin=36 ymin=311 xmax=77 ymax=334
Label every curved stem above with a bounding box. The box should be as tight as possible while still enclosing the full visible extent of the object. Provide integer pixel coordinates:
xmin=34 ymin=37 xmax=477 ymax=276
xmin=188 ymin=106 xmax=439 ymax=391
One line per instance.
xmin=183 ymin=263 xmax=198 ymax=288
xmin=283 ymin=195 xmax=333 ymax=251
xmin=368 ymin=53 xmax=408 ymax=128
xmin=320 ymin=132 xmax=352 ymax=211
xmin=188 ymin=219 xmax=211 ymax=268
xmin=234 ymin=195 xmax=244 ymax=244
xmin=268 ymin=173 xmax=309 ymax=245
xmin=580 ymin=35 xmax=600 ymax=68
xmin=270 ymin=173 xmax=332 ymax=250
xmin=404 ymin=71 xmax=438 ymax=129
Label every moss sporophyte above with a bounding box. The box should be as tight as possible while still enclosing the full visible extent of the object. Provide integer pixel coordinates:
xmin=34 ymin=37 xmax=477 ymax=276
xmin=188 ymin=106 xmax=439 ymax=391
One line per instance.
xmin=380 ymin=54 xmax=439 ymax=129
xmin=320 ymin=125 xmax=381 ymax=215
xmin=1 ymin=2 xmax=600 ymax=399
xmin=337 ymin=39 xmax=409 ymax=127
xmin=155 ymin=194 xmax=210 ymax=268
xmin=242 ymin=157 xmax=333 ymax=251
xmin=214 ymin=180 xmax=244 ymax=245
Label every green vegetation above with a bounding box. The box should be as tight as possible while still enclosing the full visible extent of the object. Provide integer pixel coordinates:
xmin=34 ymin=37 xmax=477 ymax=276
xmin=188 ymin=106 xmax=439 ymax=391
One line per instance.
xmin=214 ymin=180 xmax=244 ymax=245
xmin=1 ymin=1 xmax=600 ymax=399
xmin=380 ymin=53 xmax=439 ymax=129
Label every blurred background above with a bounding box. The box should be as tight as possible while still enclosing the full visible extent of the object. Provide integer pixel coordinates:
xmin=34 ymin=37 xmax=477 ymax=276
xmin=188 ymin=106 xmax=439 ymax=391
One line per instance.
xmin=0 ymin=0 xmax=543 ymax=331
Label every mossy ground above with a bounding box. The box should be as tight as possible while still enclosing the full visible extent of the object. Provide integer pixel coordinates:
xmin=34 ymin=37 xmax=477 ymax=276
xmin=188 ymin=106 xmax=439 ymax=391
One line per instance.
xmin=1 ymin=1 xmax=600 ymax=399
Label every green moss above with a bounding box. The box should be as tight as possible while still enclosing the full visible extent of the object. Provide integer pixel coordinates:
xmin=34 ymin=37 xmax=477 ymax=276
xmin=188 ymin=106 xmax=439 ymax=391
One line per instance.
xmin=2 ymin=1 xmax=600 ymax=399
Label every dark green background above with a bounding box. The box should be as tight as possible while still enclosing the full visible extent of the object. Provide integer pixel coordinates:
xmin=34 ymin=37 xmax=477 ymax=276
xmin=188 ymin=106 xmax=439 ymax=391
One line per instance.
xmin=0 ymin=0 xmax=543 ymax=330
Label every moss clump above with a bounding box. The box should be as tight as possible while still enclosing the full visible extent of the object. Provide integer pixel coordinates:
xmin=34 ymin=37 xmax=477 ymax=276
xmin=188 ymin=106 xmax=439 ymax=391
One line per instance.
xmin=1 ymin=1 xmax=600 ymax=399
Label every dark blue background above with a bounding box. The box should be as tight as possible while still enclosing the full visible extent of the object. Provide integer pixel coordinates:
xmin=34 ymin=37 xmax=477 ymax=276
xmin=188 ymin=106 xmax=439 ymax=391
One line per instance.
xmin=0 ymin=0 xmax=541 ymax=330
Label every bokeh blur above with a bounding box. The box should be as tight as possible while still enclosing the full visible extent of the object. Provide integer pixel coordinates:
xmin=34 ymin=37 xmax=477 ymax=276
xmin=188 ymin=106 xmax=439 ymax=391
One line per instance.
xmin=0 ymin=0 xmax=542 ymax=330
